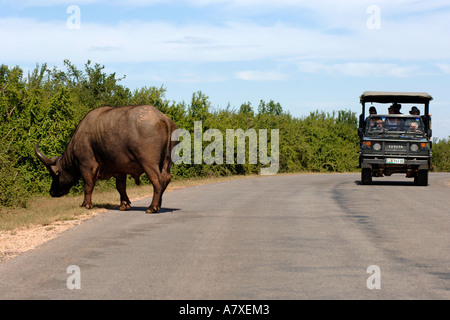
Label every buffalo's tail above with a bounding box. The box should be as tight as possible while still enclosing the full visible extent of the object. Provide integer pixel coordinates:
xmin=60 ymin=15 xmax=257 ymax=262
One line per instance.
xmin=166 ymin=119 xmax=178 ymax=164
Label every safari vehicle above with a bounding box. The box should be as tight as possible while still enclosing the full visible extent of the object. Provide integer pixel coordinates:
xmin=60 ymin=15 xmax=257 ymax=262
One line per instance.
xmin=358 ymin=91 xmax=433 ymax=186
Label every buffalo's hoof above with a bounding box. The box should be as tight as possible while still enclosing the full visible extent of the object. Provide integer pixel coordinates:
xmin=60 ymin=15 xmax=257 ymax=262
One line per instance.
xmin=81 ymin=203 xmax=93 ymax=209
xmin=119 ymin=201 xmax=131 ymax=211
xmin=146 ymin=206 xmax=160 ymax=214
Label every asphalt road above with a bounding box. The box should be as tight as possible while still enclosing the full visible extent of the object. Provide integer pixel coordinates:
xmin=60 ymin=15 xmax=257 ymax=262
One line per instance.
xmin=1 ymin=173 xmax=449 ymax=300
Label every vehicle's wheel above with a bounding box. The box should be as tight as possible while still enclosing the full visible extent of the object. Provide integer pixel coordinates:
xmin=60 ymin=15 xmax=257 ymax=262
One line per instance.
xmin=361 ymin=168 xmax=372 ymax=185
xmin=417 ymin=170 xmax=428 ymax=186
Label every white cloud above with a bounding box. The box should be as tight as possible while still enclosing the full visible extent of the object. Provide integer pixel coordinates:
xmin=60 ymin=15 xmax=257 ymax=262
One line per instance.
xmin=1 ymin=0 xmax=166 ymax=7
xmin=297 ymin=61 xmax=416 ymax=77
xmin=436 ymin=63 xmax=450 ymax=74
xmin=2 ymin=14 xmax=449 ymax=66
xmin=2 ymin=0 xmax=99 ymax=8
xmin=235 ymin=70 xmax=287 ymax=81
xmin=0 ymin=18 xmax=335 ymax=63
xmin=2 ymin=1 xmax=450 ymax=75
xmin=175 ymin=72 xmax=227 ymax=83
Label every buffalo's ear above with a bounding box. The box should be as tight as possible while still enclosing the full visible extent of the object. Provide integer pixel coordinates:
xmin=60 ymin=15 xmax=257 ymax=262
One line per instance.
xmin=50 ymin=165 xmax=61 ymax=176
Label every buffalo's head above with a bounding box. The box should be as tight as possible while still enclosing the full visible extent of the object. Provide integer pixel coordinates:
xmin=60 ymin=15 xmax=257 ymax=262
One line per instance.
xmin=35 ymin=142 xmax=77 ymax=197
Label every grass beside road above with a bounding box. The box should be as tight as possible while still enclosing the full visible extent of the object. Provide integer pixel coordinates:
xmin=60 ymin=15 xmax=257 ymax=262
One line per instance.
xmin=0 ymin=175 xmax=254 ymax=232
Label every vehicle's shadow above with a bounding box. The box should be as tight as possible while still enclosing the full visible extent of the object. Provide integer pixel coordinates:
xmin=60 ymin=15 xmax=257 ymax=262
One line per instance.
xmin=354 ymin=180 xmax=420 ymax=187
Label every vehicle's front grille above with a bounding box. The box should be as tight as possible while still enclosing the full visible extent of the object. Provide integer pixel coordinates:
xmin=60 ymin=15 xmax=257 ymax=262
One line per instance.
xmin=385 ymin=142 xmax=407 ymax=154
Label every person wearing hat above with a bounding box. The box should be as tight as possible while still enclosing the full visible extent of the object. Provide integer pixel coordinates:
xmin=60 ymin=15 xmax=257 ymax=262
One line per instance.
xmin=409 ymin=106 xmax=420 ymax=115
xmin=409 ymin=106 xmax=432 ymax=136
xmin=366 ymin=106 xmax=379 ymax=129
xmin=387 ymin=104 xmax=400 ymax=130
xmin=388 ymin=105 xmax=395 ymax=114
xmin=391 ymin=102 xmax=402 ymax=114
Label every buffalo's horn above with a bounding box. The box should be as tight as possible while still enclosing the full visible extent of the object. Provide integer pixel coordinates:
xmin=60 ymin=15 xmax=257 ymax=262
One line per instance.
xmin=35 ymin=141 xmax=56 ymax=167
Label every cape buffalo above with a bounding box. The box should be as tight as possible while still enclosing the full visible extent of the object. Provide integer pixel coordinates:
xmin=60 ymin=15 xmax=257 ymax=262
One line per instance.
xmin=35 ymin=105 xmax=177 ymax=214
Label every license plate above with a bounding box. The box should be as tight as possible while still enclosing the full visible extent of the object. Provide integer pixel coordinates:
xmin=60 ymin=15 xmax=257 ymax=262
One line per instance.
xmin=386 ymin=158 xmax=405 ymax=164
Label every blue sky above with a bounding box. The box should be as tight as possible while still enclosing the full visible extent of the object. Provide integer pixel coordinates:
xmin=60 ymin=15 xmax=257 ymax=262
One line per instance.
xmin=1 ymin=0 xmax=450 ymax=139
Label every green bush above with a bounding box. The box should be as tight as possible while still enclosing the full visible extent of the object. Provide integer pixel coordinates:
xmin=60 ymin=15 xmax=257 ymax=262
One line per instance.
xmin=0 ymin=151 xmax=29 ymax=207
xmin=431 ymin=137 xmax=450 ymax=171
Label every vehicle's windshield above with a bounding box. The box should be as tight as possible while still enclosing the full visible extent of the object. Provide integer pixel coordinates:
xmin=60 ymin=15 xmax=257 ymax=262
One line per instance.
xmin=367 ymin=116 xmax=424 ymax=133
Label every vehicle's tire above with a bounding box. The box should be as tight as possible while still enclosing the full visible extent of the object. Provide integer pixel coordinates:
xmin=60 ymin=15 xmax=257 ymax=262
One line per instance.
xmin=361 ymin=168 xmax=372 ymax=185
xmin=417 ymin=170 xmax=428 ymax=186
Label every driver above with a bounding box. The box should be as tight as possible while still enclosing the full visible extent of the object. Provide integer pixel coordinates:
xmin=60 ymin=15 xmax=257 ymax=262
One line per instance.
xmin=373 ymin=119 xmax=385 ymax=130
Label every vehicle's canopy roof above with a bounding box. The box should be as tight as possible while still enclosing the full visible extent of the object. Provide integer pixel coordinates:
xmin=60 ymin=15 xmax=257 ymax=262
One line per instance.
xmin=367 ymin=114 xmax=424 ymax=118
xmin=360 ymin=91 xmax=433 ymax=104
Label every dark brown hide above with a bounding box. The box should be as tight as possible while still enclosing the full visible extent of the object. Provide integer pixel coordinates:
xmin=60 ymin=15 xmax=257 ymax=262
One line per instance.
xmin=35 ymin=105 xmax=177 ymax=213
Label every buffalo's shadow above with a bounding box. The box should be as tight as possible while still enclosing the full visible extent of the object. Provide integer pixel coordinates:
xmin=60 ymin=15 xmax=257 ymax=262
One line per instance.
xmin=128 ymin=207 xmax=181 ymax=214
xmin=93 ymin=203 xmax=180 ymax=214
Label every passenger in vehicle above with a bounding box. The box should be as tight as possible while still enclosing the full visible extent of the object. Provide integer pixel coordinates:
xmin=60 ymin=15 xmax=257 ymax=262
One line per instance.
xmin=372 ymin=119 xmax=385 ymax=131
xmin=409 ymin=122 xmax=422 ymax=132
xmin=388 ymin=105 xmax=395 ymax=115
xmin=386 ymin=106 xmax=399 ymax=130
xmin=367 ymin=107 xmax=380 ymax=129
xmin=391 ymin=102 xmax=402 ymax=114
xmin=410 ymin=106 xmax=429 ymax=134
xmin=409 ymin=106 xmax=420 ymax=115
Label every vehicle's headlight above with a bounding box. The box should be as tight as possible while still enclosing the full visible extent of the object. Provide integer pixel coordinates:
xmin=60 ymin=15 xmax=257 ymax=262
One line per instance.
xmin=410 ymin=144 xmax=419 ymax=152
xmin=373 ymin=143 xmax=381 ymax=151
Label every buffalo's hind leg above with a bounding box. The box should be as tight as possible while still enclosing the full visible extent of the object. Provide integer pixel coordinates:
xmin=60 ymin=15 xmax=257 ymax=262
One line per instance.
xmin=158 ymin=156 xmax=172 ymax=209
xmin=116 ymin=175 xmax=131 ymax=211
xmin=143 ymin=165 xmax=163 ymax=214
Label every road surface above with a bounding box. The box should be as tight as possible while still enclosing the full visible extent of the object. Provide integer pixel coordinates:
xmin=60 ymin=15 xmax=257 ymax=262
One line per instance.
xmin=1 ymin=173 xmax=449 ymax=299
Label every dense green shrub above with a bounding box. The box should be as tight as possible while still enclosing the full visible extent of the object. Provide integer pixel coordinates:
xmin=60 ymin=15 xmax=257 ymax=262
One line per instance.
xmin=431 ymin=137 xmax=450 ymax=171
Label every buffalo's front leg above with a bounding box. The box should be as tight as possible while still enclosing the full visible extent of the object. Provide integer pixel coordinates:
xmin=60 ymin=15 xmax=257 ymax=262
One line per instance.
xmin=116 ymin=175 xmax=131 ymax=211
xmin=81 ymin=180 xmax=95 ymax=209
xmin=80 ymin=166 xmax=99 ymax=209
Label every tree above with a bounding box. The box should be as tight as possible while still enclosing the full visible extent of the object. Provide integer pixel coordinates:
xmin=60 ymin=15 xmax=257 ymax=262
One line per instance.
xmin=188 ymin=91 xmax=210 ymax=123
xmin=258 ymin=99 xmax=282 ymax=116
